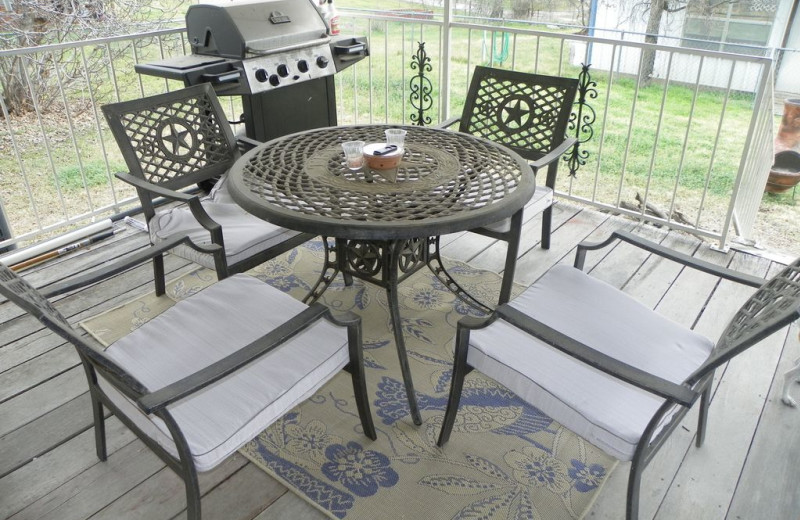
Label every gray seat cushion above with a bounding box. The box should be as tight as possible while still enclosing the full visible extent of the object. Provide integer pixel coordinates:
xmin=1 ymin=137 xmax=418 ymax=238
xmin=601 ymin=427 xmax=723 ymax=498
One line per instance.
xmin=467 ymin=265 xmax=714 ymax=460
xmin=101 ymin=274 xmax=349 ymax=472
xmin=148 ymin=174 xmax=301 ymax=268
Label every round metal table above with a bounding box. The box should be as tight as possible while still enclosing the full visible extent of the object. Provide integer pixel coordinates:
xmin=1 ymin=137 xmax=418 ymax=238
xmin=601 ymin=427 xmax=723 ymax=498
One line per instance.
xmin=229 ymin=124 xmax=535 ymax=425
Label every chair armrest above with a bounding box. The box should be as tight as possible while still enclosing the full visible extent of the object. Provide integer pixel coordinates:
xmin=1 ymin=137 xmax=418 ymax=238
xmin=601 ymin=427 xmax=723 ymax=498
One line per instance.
xmin=115 ymin=171 xmax=196 ymax=203
xmin=494 ymin=305 xmax=699 ymax=407
xmin=138 ymin=303 xmax=348 ymax=414
xmin=115 ymin=171 xmax=224 ymax=244
xmin=437 ymin=116 xmax=461 ymax=129
xmin=528 ymin=136 xmax=578 ymax=172
xmin=43 ymin=234 xmax=223 ymax=297
xmin=574 ymin=230 xmax=766 ymax=288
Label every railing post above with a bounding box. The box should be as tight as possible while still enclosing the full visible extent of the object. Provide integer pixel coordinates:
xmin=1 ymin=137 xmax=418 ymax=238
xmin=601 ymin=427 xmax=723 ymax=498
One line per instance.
xmin=0 ymin=198 xmax=16 ymax=254
xmin=441 ymin=0 xmax=452 ymax=122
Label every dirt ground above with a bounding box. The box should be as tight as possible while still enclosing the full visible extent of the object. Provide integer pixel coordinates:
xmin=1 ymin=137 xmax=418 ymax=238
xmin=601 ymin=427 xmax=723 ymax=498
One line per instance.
xmin=749 ymin=194 xmax=800 ymax=259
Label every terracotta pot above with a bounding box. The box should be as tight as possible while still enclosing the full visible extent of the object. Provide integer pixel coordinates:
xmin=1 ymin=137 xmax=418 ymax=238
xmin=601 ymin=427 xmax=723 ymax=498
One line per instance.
xmin=775 ymin=98 xmax=800 ymax=154
xmin=767 ymin=100 xmax=800 ymax=193
xmin=766 ymin=150 xmax=800 ymax=194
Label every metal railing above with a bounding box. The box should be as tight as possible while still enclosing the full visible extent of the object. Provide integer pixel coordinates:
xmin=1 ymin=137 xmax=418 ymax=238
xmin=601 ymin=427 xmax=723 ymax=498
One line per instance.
xmin=0 ymin=12 xmax=783 ymax=251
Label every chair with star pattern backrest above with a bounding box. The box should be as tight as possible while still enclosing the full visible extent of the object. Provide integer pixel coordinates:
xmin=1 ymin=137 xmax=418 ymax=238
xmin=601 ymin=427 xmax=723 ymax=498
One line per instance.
xmin=437 ymin=229 xmax=800 ymax=519
xmin=103 ymin=84 xmax=313 ymax=295
xmin=441 ymin=66 xmax=578 ymax=304
xmin=0 ymin=235 xmax=376 ymax=520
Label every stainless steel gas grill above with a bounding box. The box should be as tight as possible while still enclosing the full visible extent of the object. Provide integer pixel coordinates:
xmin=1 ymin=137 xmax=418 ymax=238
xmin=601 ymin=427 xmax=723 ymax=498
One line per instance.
xmin=135 ymin=0 xmax=368 ymax=141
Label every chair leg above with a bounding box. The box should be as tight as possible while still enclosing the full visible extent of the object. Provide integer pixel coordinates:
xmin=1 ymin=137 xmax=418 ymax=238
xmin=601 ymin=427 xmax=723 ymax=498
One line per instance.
xmin=91 ymin=392 xmax=107 ymax=461
xmin=168 ymin=419 xmax=203 ymax=520
xmin=626 ymin=457 xmax=644 ymax=520
xmin=541 ymin=205 xmax=553 ymax=250
xmin=184 ymin=468 xmax=202 ymax=520
xmin=347 ymin=362 xmax=377 ymax=440
xmin=153 ymin=254 xmax=166 ymax=296
xmin=498 ymin=210 xmax=523 ymax=306
xmin=345 ymin=320 xmax=377 ymax=440
xmin=696 ymin=380 xmax=712 ymax=447
xmin=437 ymin=328 xmax=472 ymax=447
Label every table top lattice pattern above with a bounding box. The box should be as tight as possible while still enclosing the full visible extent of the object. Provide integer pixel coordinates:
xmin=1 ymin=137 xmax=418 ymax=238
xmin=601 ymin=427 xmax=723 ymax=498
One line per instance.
xmin=230 ymin=125 xmax=534 ymax=240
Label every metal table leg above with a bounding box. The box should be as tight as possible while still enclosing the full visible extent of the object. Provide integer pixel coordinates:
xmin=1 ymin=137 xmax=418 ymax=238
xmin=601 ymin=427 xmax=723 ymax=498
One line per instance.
xmin=303 ymin=237 xmax=340 ymax=304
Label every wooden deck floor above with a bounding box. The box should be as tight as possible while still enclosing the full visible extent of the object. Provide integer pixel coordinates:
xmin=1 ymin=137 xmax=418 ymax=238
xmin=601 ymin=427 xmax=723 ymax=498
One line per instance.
xmin=1 ymin=201 xmax=798 ymax=520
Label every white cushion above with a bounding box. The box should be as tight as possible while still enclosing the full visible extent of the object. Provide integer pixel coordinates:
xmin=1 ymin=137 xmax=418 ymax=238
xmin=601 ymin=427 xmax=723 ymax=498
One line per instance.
xmin=468 ymin=265 xmax=713 ymax=461
xmin=101 ymin=274 xmax=349 ymax=472
xmin=478 ymin=185 xmax=553 ymax=234
xmin=149 ymin=175 xmax=301 ymax=268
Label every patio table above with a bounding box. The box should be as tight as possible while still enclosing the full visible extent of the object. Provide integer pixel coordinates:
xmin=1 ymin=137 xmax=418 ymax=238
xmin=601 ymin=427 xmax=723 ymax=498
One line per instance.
xmin=228 ymin=124 xmax=534 ymax=425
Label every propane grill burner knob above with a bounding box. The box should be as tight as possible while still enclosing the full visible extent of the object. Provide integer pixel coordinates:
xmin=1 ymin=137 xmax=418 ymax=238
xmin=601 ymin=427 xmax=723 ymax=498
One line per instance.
xmin=297 ymin=60 xmax=309 ymax=73
xmin=254 ymin=68 xmax=269 ymax=83
xmin=316 ymin=56 xmax=330 ymax=68
xmin=277 ymin=64 xmax=290 ymax=77
xmin=269 ymin=74 xmax=280 ymax=87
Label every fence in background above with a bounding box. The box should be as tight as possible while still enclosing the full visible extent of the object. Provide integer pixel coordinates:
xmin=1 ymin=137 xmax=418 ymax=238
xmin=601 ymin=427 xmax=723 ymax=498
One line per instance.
xmin=0 ymin=12 xmax=782 ymax=251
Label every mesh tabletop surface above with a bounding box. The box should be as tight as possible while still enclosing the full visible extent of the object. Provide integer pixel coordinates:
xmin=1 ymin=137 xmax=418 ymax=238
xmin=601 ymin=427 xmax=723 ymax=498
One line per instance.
xmin=228 ymin=125 xmax=535 ymax=240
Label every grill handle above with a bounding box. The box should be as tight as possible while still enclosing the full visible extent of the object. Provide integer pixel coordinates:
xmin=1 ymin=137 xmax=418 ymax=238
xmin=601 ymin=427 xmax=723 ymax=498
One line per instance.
xmin=334 ymin=40 xmax=367 ymax=55
xmin=200 ymin=70 xmax=242 ymax=85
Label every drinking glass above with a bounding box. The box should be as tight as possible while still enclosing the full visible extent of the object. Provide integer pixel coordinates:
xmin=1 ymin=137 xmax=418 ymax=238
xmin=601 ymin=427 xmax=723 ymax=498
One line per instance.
xmin=341 ymin=140 xmax=365 ymax=170
xmin=384 ymin=129 xmax=407 ymax=151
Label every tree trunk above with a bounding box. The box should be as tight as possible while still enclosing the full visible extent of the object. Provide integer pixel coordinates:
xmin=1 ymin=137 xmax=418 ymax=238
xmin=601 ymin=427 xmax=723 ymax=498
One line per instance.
xmin=640 ymin=0 xmax=667 ymax=85
xmin=489 ymin=0 xmax=504 ymax=18
xmin=1 ymin=8 xmax=47 ymax=115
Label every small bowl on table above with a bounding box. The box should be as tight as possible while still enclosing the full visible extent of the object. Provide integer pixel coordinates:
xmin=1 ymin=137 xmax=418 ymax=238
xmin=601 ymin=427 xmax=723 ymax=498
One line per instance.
xmin=363 ymin=143 xmax=403 ymax=170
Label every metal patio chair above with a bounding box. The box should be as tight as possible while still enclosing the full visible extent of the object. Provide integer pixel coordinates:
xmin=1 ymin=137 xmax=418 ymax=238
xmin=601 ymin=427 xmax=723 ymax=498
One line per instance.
xmin=0 ymin=235 xmax=376 ymax=520
xmin=103 ymin=84 xmax=313 ymax=295
xmin=440 ymin=66 xmax=578 ymax=304
xmin=437 ymin=230 xmax=800 ymax=519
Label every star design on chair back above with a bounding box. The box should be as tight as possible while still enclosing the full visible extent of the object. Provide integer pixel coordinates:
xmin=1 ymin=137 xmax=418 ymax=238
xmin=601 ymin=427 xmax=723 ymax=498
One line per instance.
xmin=468 ymin=76 xmax=569 ymax=155
xmin=499 ymin=96 xmax=532 ymax=130
xmin=120 ymin=94 xmax=233 ymax=185
xmin=159 ymin=120 xmax=195 ymax=158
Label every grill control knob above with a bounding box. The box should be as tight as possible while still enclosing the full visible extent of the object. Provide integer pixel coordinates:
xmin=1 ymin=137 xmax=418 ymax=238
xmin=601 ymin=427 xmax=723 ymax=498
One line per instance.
xmin=277 ymin=64 xmax=290 ymax=77
xmin=269 ymin=74 xmax=280 ymax=87
xmin=316 ymin=56 xmax=330 ymax=68
xmin=297 ymin=60 xmax=309 ymax=73
xmin=254 ymin=68 xmax=269 ymax=83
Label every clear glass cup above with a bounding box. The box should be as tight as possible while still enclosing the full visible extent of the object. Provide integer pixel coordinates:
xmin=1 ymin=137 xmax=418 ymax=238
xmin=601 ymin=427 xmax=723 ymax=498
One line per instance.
xmin=384 ymin=128 xmax=407 ymax=151
xmin=341 ymin=140 xmax=365 ymax=170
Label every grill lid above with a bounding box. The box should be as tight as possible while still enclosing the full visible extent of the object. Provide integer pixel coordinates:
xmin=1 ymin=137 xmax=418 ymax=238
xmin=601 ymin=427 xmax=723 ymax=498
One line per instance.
xmin=187 ymin=0 xmax=328 ymax=60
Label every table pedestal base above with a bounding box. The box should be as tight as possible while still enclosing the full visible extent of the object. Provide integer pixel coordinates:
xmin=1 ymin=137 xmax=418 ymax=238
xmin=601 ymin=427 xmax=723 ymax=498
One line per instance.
xmin=303 ymin=237 xmax=493 ymax=426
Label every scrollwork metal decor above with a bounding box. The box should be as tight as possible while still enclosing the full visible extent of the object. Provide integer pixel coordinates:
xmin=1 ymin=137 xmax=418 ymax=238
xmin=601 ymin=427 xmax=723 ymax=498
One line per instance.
xmin=565 ymin=63 xmax=597 ymax=177
xmin=410 ymin=42 xmax=433 ymax=126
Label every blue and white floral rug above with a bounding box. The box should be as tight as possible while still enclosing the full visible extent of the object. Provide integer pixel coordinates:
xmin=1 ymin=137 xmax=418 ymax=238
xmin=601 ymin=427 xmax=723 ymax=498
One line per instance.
xmin=82 ymin=240 xmax=616 ymax=519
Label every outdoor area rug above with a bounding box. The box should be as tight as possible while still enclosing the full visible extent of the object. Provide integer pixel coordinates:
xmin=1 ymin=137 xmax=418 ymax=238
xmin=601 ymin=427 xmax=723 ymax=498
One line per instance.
xmin=81 ymin=240 xmax=617 ymax=520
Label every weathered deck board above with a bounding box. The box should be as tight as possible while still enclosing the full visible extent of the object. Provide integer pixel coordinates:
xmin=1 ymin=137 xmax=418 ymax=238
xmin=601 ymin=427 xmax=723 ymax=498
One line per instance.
xmin=1 ymin=202 xmax=797 ymax=520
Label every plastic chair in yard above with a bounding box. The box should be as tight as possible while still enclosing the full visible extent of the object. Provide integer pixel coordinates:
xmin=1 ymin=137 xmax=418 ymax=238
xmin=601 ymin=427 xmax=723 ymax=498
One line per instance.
xmin=439 ymin=66 xmax=579 ymax=304
xmin=436 ymin=229 xmax=800 ymax=519
xmin=0 ymin=235 xmax=376 ymax=520
xmin=102 ymin=83 xmax=313 ymax=295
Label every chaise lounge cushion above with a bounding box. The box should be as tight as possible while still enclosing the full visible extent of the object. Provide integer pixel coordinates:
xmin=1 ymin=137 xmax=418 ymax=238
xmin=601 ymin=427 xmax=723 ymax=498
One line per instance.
xmin=467 ymin=265 xmax=714 ymax=460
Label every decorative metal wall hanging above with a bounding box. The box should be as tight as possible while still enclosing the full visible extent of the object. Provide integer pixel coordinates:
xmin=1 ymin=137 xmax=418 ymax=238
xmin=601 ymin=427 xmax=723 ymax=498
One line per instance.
xmin=410 ymin=41 xmax=433 ymax=126
xmin=564 ymin=63 xmax=597 ymax=177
